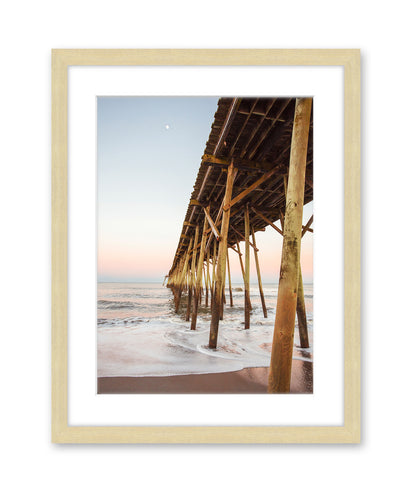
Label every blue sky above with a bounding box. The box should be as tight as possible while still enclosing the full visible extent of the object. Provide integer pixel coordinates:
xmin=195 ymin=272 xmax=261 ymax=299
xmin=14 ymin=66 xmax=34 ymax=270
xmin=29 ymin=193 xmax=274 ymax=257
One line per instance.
xmin=97 ymin=96 xmax=313 ymax=283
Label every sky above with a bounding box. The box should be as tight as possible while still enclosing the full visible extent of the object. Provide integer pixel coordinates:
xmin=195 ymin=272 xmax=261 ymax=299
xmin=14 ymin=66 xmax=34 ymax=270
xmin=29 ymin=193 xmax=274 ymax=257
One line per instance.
xmin=97 ymin=97 xmax=313 ymax=283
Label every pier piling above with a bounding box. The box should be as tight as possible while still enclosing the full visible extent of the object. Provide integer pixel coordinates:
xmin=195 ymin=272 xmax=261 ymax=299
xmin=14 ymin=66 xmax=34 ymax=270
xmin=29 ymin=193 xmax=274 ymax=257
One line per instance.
xmin=268 ymin=97 xmax=312 ymax=393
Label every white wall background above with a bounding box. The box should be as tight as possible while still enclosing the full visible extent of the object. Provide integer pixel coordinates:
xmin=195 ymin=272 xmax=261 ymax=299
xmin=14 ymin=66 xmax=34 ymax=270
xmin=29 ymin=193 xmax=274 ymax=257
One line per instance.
xmin=0 ymin=2 xmax=414 ymax=498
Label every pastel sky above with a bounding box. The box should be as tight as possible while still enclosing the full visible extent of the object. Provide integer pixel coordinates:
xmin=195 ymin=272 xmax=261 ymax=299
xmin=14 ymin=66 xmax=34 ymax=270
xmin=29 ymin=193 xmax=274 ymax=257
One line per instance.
xmin=97 ymin=97 xmax=313 ymax=283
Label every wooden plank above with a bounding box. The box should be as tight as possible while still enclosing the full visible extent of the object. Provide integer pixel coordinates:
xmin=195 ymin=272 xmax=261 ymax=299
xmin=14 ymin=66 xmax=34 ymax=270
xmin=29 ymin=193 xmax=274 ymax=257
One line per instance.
xmin=268 ymin=97 xmax=312 ymax=393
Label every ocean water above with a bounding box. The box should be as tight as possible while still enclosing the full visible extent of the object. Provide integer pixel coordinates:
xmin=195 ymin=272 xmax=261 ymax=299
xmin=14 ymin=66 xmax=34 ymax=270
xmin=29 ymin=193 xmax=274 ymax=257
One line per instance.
xmin=97 ymin=282 xmax=313 ymax=377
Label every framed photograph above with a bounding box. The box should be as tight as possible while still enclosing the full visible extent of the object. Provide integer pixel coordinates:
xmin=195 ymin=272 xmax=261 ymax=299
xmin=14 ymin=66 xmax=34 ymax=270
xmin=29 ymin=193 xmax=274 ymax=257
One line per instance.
xmin=52 ymin=49 xmax=360 ymax=443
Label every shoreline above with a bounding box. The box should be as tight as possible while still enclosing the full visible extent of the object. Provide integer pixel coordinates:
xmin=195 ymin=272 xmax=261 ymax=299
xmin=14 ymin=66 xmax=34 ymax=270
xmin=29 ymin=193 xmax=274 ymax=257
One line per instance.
xmin=97 ymin=360 xmax=313 ymax=394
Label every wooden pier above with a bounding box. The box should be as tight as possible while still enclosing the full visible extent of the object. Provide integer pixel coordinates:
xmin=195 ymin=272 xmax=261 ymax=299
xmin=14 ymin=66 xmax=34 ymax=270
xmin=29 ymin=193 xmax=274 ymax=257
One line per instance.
xmin=166 ymin=97 xmax=313 ymax=393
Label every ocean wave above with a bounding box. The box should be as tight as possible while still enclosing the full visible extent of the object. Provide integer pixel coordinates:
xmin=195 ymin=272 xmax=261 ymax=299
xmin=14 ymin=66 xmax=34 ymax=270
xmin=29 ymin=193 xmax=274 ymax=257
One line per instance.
xmin=98 ymin=299 xmax=139 ymax=309
xmin=97 ymin=317 xmax=150 ymax=327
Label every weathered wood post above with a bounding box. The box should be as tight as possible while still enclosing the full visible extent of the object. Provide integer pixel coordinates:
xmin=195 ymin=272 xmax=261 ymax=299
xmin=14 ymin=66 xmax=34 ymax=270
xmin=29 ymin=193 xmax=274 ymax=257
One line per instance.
xmin=295 ymin=216 xmax=313 ymax=347
xmin=176 ymin=238 xmax=193 ymax=313
xmin=172 ymin=258 xmax=183 ymax=311
xmin=191 ymin=216 xmax=208 ymax=329
xmin=206 ymin=246 xmax=211 ymax=307
xmin=236 ymin=241 xmax=245 ymax=279
xmin=211 ymin=239 xmax=217 ymax=311
xmin=244 ymin=204 xmax=251 ymax=329
xmin=203 ymin=264 xmax=209 ymax=307
xmin=209 ymin=161 xmax=236 ymax=349
xmin=236 ymin=240 xmax=252 ymax=310
xmin=251 ymin=226 xmax=267 ymax=318
xmin=186 ymin=226 xmax=199 ymax=322
xmin=226 ymin=248 xmax=233 ymax=307
xmin=268 ymin=97 xmax=312 ymax=393
xmin=220 ymin=289 xmax=225 ymax=321
xmin=296 ymin=263 xmax=309 ymax=348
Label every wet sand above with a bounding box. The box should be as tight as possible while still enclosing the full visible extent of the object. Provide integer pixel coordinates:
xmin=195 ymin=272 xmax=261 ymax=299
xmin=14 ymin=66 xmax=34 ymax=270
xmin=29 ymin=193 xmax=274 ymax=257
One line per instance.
xmin=97 ymin=359 xmax=313 ymax=394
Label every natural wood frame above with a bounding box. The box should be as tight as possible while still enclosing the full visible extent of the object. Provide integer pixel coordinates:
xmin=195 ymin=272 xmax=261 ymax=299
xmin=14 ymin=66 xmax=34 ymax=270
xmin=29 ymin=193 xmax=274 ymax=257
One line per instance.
xmin=52 ymin=49 xmax=360 ymax=443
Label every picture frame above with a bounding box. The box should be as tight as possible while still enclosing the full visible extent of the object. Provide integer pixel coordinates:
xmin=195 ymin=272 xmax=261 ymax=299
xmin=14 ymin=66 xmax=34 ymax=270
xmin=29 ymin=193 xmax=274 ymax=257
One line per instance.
xmin=52 ymin=49 xmax=360 ymax=443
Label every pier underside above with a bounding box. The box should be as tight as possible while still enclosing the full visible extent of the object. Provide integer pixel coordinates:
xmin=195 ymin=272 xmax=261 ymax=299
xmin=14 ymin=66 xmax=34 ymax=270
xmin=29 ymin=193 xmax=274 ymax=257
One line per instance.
xmin=167 ymin=97 xmax=313 ymax=393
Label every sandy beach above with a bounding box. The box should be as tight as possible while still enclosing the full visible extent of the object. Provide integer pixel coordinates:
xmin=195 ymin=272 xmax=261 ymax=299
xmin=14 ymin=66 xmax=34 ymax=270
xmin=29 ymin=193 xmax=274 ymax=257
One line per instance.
xmin=98 ymin=359 xmax=312 ymax=394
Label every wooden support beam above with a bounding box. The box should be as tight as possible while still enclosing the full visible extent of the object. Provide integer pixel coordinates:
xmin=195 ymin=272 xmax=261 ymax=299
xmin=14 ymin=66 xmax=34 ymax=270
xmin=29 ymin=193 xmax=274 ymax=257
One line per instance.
xmin=186 ymin=226 xmax=199 ymax=322
xmin=203 ymin=206 xmax=221 ymax=241
xmin=211 ymin=239 xmax=217 ymax=311
xmin=296 ymin=263 xmax=309 ymax=348
xmin=302 ymin=215 xmax=314 ymax=237
xmin=202 ymin=154 xmax=274 ymax=173
xmin=201 ymin=154 xmax=229 ymax=166
xmin=252 ymin=226 xmax=267 ymax=318
xmin=189 ymin=199 xmax=204 ymax=207
xmin=268 ymin=97 xmax=312 ymax=394
xmin=244 ymin=205 xmax=251 ymax=329
xmin=235 ymin=241 xmax=245 ymax=274
xmin=226 ymin=248 xmax=233 ymax=307
xmin=205 ymin=200 xmax=225 ymax=252
xmin=191 ymin=216 xmax=208 ymax=330
xmin=229 ymin=245 xmax=241 ymax=256
xmin=203 ymin=264 xmax=208 ymax=307
xmin=283 ymin=182 xmax=311 ymax=347
xmin=205 ymin=246 xmax=211 ymax=307
xmin=231 ymin=225 xmax=259 ymax=251
xmin=230 ymin=164 xmax=284 ymax=208
xmin=279 ymin=208 xmax=285 ymax=231
xmin=235 ymin=242 xmax=252 ymax=311
xmin=176 ymin=238 xmax=193 ymax=313
xmin=251 ymin=207 xmax=283 ymax=236
xmin=209 ymin=161 xmax=236 ymax=349
xmin=220 ymin=287 xmax=225 ymax=321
